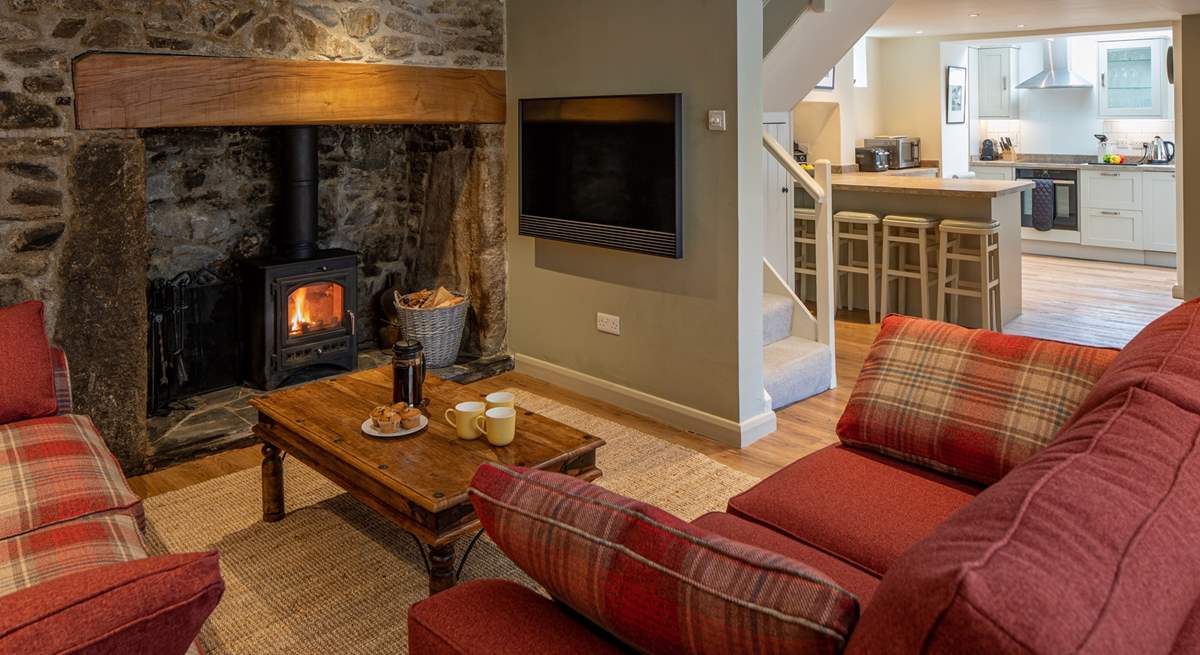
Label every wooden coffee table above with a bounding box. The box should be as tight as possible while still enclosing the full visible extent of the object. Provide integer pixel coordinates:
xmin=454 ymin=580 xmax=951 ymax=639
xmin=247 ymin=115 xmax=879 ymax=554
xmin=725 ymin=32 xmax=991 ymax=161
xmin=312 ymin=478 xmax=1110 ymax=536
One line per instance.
xmin=249 ymin=367 xmax=604 ymax=594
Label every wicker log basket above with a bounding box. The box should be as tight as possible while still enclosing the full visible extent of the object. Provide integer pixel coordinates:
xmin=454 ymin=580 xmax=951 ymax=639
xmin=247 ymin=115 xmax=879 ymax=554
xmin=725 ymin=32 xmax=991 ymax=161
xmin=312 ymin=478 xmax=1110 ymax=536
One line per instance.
xmin=392 ymin=288 xmax=469 ymax=368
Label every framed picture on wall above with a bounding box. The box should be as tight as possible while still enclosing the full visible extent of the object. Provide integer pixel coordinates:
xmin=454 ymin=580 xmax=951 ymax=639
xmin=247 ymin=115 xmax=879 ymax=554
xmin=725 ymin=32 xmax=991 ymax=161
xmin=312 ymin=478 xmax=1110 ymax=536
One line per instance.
xmin=946 ymin=66 xmax=967 ymax=124
xmin=815 ymin=68 xmax=835 ymax=90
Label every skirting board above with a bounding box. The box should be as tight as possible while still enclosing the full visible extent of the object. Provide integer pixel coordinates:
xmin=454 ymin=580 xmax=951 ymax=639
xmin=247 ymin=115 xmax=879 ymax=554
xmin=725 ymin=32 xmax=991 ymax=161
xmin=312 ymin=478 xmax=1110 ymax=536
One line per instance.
xmin=514 ymin=354 xmax=777 ymax=448
xmin=1022 ymin=239 xmax=1177 ymax=268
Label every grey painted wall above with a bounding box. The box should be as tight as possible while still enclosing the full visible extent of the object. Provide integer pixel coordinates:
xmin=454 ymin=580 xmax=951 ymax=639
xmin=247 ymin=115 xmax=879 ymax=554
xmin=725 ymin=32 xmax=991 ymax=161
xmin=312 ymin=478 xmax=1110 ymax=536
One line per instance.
xmin=505 ymin=0 xmax=767 ymax=429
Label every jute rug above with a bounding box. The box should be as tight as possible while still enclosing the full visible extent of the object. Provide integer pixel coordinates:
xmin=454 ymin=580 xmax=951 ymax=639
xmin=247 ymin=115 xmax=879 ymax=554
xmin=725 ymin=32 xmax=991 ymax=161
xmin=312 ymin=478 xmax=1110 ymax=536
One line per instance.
xmin=142 ymin=390 xmax=762 ymax=655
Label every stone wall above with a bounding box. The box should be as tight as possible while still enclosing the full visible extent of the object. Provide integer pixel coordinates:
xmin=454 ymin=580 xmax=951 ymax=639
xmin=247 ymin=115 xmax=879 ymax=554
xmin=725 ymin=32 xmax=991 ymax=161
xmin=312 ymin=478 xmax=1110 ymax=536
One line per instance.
xmin=143 ymin=123 xmax=506 ymax=355
xmin=0 ymin=0 xmax=507 ymax=473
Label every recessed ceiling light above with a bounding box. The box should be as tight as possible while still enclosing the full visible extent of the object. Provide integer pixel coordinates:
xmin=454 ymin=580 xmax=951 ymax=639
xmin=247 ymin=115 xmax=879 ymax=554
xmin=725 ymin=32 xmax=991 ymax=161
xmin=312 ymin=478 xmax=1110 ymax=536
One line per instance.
xmin=1017 ymin=24 xmax=1027 ymax=28
xmin=969 ymin=13 xmax=980 ymax=18
xmin=916 ymin=30 xmax=924 ymax=34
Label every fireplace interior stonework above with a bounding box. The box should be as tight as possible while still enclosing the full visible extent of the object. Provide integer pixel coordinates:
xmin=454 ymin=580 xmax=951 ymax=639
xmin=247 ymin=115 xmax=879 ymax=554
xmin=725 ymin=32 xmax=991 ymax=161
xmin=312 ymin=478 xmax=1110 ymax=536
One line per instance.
xmin=0 ymin=1 xmax=508 ymax=474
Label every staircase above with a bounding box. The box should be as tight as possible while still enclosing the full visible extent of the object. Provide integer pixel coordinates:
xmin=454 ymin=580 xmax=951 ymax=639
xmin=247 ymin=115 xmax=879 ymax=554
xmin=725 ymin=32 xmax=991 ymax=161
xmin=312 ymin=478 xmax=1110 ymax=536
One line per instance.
xmin=762 ymin=289 xmax=834 ymax=409
xmin=762 ymin=0 xmax=896 ymax=112
xmin=761 ymin=135 xmax=836 ymax=409
xmin=752 ymin=1 xmax=897 ymax=409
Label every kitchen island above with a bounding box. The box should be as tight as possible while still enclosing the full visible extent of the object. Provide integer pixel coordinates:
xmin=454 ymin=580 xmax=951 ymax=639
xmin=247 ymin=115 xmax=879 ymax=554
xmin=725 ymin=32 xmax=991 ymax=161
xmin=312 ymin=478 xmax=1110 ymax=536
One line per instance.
xmin=798 ymin=173 xmax=1033 ymax=328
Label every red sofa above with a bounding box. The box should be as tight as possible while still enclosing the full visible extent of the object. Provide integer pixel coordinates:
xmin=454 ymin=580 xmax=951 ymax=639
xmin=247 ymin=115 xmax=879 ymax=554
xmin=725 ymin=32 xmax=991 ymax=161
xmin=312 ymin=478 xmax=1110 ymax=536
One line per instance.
xmin=0 ymin=301 xmax=223 ymax=654
xmin=409 ymin=299 xmax=1200 ymax=654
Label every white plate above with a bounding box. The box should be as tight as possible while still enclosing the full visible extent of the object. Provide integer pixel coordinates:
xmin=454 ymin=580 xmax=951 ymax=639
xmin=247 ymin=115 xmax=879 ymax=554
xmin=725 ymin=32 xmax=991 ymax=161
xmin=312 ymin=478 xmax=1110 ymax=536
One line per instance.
xmin=361 ymin=414 xmax=428 ymax=438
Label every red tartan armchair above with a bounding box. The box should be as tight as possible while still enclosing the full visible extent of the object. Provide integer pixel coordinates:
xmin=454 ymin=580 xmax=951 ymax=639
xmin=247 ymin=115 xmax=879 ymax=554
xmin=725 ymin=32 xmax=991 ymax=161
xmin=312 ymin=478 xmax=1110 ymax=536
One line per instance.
xmin=0 ymin=300 xmax=222 ymax=654
xmin=410 ymin=301 xmax=1200 ymax=655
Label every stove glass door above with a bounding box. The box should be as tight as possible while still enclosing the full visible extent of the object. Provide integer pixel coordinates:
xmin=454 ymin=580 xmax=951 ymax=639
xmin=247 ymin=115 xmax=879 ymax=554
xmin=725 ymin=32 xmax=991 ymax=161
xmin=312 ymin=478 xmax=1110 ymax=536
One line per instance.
xmin=286 ymin=281 xmax=345 ymax=338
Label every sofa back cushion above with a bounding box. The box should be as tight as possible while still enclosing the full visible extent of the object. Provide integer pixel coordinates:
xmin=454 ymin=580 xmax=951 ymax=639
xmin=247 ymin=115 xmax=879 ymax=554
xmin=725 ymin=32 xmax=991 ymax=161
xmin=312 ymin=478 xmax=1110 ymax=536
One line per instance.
xmin=1063 ymin=298 xmax=1200 ymax=424
xmin=0 ymin=301 xmax=57 ymax=425
xmin=470 ymin=463 xmax=860 ymax=655
xmin=837 ymin=315 xmax=1117 ymax=485
xmin=846 ymin=300 xmax=1200 ymax=655
xmin=0 ymin=551 xmax=223 ymax=655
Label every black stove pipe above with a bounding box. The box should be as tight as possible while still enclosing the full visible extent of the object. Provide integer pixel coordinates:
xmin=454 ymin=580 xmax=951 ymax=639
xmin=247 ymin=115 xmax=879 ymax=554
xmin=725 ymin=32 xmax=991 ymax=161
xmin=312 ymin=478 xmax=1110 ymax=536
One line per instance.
xmin=275 ymin=126 xmax=319 ymax=260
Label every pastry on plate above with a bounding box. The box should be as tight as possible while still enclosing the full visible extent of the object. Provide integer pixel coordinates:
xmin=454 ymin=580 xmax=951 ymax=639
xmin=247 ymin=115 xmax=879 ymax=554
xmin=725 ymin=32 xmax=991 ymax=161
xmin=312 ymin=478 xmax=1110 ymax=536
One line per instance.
xmin=399 ymin=407 xmax=423 ymax=430
xmin=370 ymin=406 xmax=401 ymax=433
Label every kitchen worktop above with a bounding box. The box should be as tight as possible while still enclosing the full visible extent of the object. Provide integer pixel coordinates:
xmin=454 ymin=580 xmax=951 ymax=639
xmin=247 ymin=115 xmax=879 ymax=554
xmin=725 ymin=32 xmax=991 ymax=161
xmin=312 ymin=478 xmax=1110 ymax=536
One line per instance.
xmin=972 ymin=159 xmax=1176 ymax=173
xmin=828 ymin=173 xmax=1033 ymax=199
xmin=797 ymin=170 xmax=1026 ymax=329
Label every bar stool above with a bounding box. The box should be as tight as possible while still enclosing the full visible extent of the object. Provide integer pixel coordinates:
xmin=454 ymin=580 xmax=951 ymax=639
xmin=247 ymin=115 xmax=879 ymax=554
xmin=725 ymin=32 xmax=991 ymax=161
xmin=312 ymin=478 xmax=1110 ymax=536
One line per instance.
xmin=794 ymin=208 xmax=817 ymax=302
xmin=937 ymin=219 xmax=1002 ymax=331
xmin=881 ymin=215 xmax=941 ymax=320
xmin=834 ymin=211 xmax=880 ymax=323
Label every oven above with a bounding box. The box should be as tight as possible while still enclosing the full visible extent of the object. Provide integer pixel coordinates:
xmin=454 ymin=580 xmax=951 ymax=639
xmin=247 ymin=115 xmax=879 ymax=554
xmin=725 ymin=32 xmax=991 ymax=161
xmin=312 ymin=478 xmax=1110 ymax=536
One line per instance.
xmin=1016 ymin=168 xmax=1078 ymax=232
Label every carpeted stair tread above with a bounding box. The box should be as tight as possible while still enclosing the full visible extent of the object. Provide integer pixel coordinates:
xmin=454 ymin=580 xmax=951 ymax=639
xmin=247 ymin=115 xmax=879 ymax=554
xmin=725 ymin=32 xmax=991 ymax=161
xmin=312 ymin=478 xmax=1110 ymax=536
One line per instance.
xmin=763 ymin=293 xmax=795 ymax=346
xmin=764 ymin=337 xmax=832 ymax=410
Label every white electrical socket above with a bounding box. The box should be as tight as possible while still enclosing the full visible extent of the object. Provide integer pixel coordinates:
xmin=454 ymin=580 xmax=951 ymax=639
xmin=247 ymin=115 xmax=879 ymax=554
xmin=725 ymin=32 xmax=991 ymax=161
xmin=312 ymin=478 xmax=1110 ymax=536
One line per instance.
xmin=596 ymin=312 xmax=621 ymax=336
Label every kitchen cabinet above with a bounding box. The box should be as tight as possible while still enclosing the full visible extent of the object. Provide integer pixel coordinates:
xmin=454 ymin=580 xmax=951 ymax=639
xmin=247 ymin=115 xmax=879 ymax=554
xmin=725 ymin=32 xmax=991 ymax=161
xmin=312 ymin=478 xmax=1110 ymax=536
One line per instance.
xmin=1144 ymin=172 xmax=1177 ymax=253
xmin=1082 ymin=169 xmax=1142 ymax=212
xmin=978 ymin=47 xmax=1020 ymax=119
xmin=1083 ymin=208 xmax=1142 ymax=250
xmin=969 ymin=166 xmax=1014 ymax=181
xmin=1098 ymin=39 xmax=1167 ymax=118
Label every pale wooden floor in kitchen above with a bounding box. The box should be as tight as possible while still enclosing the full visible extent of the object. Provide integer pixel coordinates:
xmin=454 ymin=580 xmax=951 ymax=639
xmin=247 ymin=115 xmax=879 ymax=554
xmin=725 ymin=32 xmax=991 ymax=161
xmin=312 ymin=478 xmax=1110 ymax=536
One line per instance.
xmin=128 ymin=255 xmax=1181 ymax=496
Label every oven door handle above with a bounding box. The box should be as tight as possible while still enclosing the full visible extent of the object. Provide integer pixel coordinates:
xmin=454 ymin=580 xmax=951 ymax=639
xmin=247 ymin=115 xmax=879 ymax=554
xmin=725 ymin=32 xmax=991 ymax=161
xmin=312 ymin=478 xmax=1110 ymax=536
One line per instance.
xmin=1051 ymin=180 xmax=1075 ymax=186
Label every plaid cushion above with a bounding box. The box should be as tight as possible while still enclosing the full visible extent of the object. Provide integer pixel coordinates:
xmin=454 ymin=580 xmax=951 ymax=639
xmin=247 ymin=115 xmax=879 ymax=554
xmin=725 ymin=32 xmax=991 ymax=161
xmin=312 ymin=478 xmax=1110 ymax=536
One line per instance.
xmin=0 ymin=415 xmax=143 ymax=540
xmin=470 ymin=463 xmax=859 ymax=655
xmin=0 ymin=512 xmax=145 ymax=595
xmin=49 ymin=347 xmax=72 ymax=416
xmin=837 ymin=315 xmax=1119 ymax=485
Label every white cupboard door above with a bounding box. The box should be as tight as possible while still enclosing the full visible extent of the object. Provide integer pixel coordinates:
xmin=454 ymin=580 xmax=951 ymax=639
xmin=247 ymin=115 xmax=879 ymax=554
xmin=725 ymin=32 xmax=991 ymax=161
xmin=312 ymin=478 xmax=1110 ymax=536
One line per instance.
xmin=1083 ymin=209 xmax=1143 ymax=250
xmin=978 ymin=49 xmax=1011 ymax=118
xmin=762 ymin=119 xmax=793 ymax=287
xmin=1083 ymin=169 xmax=1142 ymax=211
xmin=969 ymin=166 xmax=1013 ymax=181
xmin=1098 ymin=39 xmax=1165 ymax=118
xmin=1144 ymin=172 xmax=1177 ymax=253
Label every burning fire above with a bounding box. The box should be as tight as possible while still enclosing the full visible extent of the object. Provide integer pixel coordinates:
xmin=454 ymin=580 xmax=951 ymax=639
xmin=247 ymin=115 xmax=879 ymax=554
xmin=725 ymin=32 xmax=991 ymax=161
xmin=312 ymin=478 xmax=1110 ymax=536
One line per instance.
xmin=288 ymin=283 xmax=344 ymax=337
xmin=289 ymin=288 xmax=308 ymax=334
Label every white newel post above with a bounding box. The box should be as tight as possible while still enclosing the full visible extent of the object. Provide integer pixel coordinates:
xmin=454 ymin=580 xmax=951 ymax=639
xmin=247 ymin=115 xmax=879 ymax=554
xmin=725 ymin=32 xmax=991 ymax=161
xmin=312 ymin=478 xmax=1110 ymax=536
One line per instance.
xmin=813 ymin=159 xmax=837 ymax=388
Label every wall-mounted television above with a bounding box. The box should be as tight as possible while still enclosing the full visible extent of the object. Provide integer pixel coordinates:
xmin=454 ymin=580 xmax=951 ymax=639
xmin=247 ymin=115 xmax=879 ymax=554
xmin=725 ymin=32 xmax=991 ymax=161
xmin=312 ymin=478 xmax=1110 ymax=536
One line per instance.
xmin=519 ymin=93 xmax=683 ymax=258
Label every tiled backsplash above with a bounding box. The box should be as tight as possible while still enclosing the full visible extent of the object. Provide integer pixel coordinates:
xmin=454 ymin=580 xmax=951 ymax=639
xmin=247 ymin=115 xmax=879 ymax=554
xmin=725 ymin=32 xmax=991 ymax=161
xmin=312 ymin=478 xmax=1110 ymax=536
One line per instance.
xmin=981 ymin=118 xmax=1174 ymax=157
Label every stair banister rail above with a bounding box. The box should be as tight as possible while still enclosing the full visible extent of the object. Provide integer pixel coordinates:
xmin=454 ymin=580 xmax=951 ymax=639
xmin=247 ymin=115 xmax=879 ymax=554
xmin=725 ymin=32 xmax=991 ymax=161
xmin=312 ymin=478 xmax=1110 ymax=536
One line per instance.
xmin=762 ymin=131 xmax=837 ymax=387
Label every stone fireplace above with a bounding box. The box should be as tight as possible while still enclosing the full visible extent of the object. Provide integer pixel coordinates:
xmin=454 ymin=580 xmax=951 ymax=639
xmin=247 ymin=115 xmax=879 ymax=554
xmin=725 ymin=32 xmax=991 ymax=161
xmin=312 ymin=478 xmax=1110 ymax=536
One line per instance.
xmin=0 ymin=1 xmax=508 ymax=474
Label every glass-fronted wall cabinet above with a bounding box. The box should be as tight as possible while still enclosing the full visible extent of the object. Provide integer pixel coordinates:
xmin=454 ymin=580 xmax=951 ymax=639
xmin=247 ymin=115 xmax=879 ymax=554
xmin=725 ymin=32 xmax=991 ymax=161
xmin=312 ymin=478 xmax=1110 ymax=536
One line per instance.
xmin=1098 ymin=38 xmax=1167 ymax=118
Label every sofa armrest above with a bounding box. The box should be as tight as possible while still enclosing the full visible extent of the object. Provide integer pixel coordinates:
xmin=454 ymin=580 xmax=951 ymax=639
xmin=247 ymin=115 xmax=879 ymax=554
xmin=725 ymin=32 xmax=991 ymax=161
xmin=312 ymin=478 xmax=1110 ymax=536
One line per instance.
xmin=49 ymin=347 xmax=72 ymax=415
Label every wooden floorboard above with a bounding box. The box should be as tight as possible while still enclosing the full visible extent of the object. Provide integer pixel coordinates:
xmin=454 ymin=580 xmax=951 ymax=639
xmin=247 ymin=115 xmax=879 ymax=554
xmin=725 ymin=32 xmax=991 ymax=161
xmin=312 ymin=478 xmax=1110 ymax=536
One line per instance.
xmin=128 ymin=255 xmax=1181 ymax=498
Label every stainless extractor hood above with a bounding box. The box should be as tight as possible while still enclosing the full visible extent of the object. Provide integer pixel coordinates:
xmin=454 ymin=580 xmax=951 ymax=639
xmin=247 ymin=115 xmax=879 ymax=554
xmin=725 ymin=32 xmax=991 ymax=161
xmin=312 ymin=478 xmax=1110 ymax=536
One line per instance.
xmin=1017 ymin=38 xmax=1092 ymax=89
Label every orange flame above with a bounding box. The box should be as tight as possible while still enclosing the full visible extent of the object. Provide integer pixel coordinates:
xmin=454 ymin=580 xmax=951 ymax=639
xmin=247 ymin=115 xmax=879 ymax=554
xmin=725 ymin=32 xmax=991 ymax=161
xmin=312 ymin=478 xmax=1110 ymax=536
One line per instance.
xmin=290 ymin=287 xmax=307 ymax=335
xmin=287 ymin=283 xmax=345 ymax=337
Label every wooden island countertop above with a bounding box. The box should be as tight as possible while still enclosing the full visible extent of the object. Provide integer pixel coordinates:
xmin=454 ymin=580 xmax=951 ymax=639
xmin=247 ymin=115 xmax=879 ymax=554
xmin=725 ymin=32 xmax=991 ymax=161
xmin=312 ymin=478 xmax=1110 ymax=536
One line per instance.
xmin=829 ymin=173 xmax=1033 ymax=199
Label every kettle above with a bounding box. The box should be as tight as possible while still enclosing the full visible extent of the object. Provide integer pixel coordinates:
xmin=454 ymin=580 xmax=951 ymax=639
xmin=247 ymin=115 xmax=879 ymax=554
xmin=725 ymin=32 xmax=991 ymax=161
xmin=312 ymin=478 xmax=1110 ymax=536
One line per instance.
xmin=1148 ymin=136 xmax=1175 ymax=164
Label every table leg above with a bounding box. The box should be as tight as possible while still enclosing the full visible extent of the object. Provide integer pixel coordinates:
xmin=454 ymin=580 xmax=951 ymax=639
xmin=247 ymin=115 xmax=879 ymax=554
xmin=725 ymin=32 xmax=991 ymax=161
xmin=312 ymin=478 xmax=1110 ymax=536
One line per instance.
xmin=262 ymin=443 xmax=285 ymax=522
xmin=428 ymin=542 xmax=456 ymax=595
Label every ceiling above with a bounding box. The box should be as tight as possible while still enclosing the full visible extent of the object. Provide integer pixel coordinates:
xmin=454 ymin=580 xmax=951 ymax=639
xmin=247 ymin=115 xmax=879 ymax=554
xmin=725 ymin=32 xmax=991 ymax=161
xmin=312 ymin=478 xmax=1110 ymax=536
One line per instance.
xmin=869 ymin=0 xmax=1200 ymax=38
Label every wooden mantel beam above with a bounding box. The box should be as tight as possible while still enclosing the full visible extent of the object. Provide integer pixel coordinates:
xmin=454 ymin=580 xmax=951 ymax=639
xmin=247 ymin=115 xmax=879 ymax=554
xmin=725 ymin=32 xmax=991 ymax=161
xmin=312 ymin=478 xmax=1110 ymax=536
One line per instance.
xmin=73 ymin=53 xmax=506 ymax=129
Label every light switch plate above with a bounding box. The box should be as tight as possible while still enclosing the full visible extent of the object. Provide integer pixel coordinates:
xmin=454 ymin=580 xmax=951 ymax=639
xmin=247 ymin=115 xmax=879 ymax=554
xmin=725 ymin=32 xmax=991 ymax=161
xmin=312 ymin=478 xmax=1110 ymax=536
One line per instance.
xmin=596 ymin=312 xmax=621 ymax=336
xmin=707 ymin=110 xmax=727 ymax=131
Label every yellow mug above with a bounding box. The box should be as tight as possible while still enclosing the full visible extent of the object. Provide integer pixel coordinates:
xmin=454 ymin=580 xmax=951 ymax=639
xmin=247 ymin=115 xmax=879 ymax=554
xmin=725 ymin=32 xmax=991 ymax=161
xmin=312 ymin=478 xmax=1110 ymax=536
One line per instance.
xmin=485 ymin=391 xmax=515 ymax=410
xmin=445 ymin=401 xmax=485 ymax=440
xmin=474 ymin=407 xmax=516 ymax=447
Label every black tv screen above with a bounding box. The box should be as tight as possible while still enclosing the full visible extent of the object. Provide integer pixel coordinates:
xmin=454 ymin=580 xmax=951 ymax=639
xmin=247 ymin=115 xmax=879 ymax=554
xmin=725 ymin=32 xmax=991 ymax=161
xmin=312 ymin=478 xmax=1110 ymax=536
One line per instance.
xmin=519 ymin=94 xmax=683 ymax=258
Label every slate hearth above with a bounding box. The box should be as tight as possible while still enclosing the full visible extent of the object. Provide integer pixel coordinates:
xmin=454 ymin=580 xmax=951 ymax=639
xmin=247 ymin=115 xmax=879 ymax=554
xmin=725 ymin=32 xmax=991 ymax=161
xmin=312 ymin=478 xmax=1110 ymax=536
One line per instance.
xmin=148 ymin=350 xmax=512 ymax=467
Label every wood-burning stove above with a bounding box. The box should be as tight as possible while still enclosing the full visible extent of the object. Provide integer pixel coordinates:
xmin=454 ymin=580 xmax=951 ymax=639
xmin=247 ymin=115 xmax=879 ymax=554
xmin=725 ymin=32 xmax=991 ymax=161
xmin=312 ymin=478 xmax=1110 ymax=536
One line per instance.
xmin=241 ymin=126 xmax=358 ymax=390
